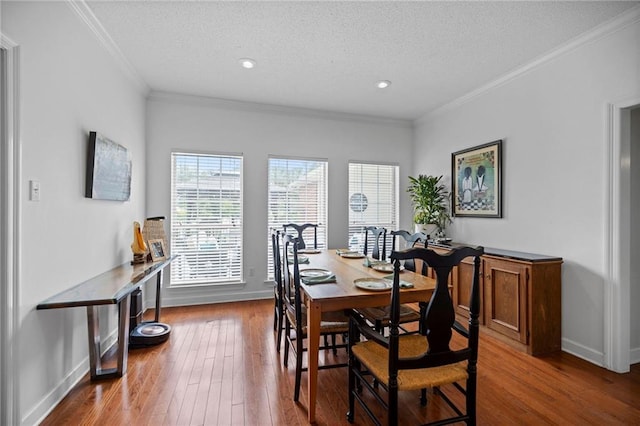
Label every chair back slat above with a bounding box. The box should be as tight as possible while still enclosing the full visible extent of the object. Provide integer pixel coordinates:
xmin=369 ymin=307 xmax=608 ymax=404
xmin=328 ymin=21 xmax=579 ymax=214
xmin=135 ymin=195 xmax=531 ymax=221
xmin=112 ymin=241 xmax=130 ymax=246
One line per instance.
xmin=364 ymin=226 xmax=387 ymax=260
xmin=390 ymin=230 xmax=428 ymax=274
xmin=271 ymin=228 xmax=282 ymax=288
xmin=282 ymin=223 xmax=318 ymax=250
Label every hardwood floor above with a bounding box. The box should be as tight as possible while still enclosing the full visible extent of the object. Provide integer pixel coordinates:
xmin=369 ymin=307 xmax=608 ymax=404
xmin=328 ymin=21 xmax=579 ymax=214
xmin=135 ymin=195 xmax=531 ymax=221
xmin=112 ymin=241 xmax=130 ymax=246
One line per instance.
xmin=42 ymin=299 xmax=640 ymax=425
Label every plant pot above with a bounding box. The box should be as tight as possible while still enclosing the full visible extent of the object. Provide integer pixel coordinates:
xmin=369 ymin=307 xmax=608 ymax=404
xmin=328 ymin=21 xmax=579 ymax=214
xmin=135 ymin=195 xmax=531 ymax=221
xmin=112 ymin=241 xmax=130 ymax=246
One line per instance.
xmin=414 ymin=223 xmax=438 ymax=238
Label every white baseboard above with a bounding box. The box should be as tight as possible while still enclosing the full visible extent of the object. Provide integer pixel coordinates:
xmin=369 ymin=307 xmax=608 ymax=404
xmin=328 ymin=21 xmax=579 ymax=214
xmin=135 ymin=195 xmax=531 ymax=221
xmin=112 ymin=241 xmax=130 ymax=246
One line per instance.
xmin=24 ymin=329 xmax=119 ymax=426
xmin=631 ymin=346 xmax=640 ymax=365
xmin=561 ymin=337 xmax=605 ymax=367
xmin=563 ymin=338 xmax=640 ymax=368
xmin=159 ymin=289 xmax=272 ymax=308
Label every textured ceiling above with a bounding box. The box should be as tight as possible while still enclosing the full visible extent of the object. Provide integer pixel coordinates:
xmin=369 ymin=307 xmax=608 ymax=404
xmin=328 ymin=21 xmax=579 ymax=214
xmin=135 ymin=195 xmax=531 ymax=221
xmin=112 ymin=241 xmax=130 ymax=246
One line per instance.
xmin=86 ymin=1 xmax=638 ymax=121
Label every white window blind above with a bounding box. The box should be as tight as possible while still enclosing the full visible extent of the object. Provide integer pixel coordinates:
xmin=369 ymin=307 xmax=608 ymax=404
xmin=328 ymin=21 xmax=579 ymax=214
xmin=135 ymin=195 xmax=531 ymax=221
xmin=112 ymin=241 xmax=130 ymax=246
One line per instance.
xmin=170 ymin=152 xmax=243 ymax=286
xmin=267 ymin=157 xmax=328 ymax=279
xmin=348 ymin=162 xmax=398 ymax=255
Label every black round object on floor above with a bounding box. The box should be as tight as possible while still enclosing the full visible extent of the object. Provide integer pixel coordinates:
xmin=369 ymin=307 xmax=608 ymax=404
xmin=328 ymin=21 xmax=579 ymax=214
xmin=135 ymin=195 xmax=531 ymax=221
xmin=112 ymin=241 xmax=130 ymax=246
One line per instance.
xmin=129 ymin=321 xmax=171 ymax=348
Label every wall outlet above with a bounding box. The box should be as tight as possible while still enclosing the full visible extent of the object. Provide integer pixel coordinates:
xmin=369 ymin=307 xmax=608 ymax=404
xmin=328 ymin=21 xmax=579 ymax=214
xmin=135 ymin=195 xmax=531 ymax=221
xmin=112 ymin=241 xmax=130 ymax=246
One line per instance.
xmin=30 ymin=180 xmax=41 ymax=201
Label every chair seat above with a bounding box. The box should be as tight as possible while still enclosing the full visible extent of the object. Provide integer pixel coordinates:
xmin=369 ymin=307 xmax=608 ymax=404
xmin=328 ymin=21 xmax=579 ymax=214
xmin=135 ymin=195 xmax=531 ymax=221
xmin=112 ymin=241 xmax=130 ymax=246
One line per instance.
xmin=286 ymin=307 xmax=349 ymax=335
xmin=358 ymin=304 xmax=420 ymax=326
xmin=352 ymin=334 xmax=468 ymax=391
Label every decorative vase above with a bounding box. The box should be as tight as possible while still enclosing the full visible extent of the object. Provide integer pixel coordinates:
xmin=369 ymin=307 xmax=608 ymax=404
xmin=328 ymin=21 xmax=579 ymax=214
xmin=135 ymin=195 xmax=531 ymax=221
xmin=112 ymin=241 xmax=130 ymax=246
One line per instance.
xmin=414 ymin=223 xmax=438 ymax=238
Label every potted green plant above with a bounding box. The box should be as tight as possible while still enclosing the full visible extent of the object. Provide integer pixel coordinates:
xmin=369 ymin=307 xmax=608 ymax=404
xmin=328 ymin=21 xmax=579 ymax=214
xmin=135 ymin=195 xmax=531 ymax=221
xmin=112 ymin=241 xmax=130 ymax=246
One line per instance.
xmin=407 ymin=174 xmax=452 ymax=237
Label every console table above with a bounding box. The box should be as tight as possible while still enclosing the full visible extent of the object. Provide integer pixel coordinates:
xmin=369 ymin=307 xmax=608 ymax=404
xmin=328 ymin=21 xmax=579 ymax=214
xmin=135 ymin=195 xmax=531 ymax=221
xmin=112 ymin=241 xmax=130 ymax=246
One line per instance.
xmin=37 ymin=256 xmax=175 ymax=380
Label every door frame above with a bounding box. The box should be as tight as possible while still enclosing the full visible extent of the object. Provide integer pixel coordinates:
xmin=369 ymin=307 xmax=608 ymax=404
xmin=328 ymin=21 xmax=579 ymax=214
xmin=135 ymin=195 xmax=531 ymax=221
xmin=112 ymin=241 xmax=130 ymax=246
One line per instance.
xmin=605 ymin=97 xmax=640 ymax=373
xmin=1 ymin=33 xmax=20 ymax=426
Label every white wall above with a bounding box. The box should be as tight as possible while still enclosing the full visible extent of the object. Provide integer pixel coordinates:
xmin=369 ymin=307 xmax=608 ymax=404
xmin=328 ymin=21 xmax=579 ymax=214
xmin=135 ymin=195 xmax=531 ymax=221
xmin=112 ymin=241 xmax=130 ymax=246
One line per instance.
xmin=146 ymin=93 xmax=414 ymax=306
xmin=3 ymin=2 xmax=147 ymax=424
xmin=413 ymin=15 xmax=640 ymax=365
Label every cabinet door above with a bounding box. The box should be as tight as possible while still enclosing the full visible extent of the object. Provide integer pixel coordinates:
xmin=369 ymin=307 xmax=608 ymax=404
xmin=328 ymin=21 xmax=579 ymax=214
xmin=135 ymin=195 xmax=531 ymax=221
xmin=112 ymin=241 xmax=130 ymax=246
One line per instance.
xmin=452 ymin=257 xmax=482 ymax=322
xmin=484 ymin=258 xmax=528 ymax=344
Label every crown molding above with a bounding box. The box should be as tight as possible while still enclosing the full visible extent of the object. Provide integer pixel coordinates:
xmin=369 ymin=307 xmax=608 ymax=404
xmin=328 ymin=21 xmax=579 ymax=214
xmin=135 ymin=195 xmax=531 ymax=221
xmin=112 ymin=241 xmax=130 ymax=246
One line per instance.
xmin=148 ymin=91 xmax=413 ymax=128
xmin=416 ymin=5 xmax=640 ymax=125
xmin=66 ymin=0 xmax=150 ymax=95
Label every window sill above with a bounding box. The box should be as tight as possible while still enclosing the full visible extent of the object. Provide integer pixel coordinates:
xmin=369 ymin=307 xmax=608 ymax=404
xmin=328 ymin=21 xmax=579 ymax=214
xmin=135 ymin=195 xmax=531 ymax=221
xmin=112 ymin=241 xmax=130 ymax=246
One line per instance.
xmin=169 ymin=280 xmax=246 ymax=289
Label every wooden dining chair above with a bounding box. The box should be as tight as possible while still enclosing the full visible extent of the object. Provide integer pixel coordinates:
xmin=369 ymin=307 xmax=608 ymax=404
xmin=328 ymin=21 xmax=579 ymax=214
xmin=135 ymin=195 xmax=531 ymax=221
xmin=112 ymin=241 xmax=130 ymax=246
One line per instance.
xmin=358 ymin=230 xmax=427 ymax=334
xmin=364 ymin=226 xmax=387 ymax=260
xmin=281 ymin=234 xmax=349 ymax=402
xmin=282 ymin=223 xmax=318 ymax=250
xmin=347 ymin=245 xmax=484 ymax=426
xmin=271 ymin=228 xmax=285 ymax=352
xmin=390 ymin=230 xmax=428 ymax=275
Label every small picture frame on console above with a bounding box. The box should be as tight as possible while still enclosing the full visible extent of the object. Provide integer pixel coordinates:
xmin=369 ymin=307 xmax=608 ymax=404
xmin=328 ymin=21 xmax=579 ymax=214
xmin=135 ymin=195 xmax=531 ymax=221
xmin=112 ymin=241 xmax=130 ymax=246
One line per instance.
xmin=148 ymin=238 xmax=166 ymax=262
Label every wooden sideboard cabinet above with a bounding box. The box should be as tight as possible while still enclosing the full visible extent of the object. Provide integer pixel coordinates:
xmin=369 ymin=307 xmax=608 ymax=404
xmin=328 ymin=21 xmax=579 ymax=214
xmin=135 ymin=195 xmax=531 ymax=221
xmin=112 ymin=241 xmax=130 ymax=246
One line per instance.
xmin=426 ymin=243 xmax=563 ymax=356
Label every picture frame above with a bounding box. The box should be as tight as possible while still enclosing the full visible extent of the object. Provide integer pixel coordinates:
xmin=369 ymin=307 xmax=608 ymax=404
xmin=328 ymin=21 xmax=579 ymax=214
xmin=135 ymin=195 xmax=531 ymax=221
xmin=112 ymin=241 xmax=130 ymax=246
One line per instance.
xmin=148 ymin=238 xmax=166 ymax=262
xmin=451 ymin=140 xmax=503 ymax=218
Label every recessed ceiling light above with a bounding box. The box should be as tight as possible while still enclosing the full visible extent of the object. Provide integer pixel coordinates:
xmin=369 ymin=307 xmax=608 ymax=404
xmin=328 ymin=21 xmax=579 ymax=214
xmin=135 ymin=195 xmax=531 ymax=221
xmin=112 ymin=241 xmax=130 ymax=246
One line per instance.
xmin=376 ymin=80 xmax=391 ymax=89
xmin=239 ymin=58 xmax=256 ymax=69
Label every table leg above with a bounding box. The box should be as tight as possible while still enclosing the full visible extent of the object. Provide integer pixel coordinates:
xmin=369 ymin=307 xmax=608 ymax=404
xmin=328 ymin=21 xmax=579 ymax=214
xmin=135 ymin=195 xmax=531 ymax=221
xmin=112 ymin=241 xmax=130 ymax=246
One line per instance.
xmin=86 ymin=305 xmax=102 ymax=380
xmin=307 ymin=300 xmax=321 ymax=423
xmin=86 ymin=297 xmax=131 ymax=380
xmin=116 ymin=296 xmax=131 ymax=375
xmin=154 ymin=269 xmax=163 ymax=322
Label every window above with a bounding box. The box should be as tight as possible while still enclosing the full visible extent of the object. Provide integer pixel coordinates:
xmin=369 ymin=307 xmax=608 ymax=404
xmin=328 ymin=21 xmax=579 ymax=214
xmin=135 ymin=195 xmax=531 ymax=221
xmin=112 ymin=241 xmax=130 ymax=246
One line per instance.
xmin=267 ymin=157 xmax=328 ymax=278
xmin=170 ymin=152 xmax=243 ymax=286
xmin=348 ymin=162 xmax=399 ymax=254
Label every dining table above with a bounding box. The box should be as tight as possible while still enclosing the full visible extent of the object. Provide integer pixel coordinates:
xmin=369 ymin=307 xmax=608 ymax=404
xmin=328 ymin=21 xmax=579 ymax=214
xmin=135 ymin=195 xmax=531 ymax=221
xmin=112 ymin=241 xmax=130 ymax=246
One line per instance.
xmin=297 ymin=248 xmax=437 ymax=423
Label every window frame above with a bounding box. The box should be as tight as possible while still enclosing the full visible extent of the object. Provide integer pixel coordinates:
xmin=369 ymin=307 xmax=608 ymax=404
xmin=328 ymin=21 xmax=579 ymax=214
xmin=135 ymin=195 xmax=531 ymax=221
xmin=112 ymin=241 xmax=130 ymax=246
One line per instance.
xmin=347 ymin=161 xmax=399 ymax=256
xmin=169 ymin=151 xmax=244 ymax=287
xmin=267 ymin=155 xmax=329 ymax=279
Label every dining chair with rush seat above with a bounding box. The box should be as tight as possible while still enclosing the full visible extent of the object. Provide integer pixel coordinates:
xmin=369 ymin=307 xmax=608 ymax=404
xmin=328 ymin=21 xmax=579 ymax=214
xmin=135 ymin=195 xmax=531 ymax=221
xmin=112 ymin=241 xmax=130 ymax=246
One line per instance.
xmin=364 ymin=226 xmax=387 ymax=260
xmin=281 ymin=234 xmax=349 ymax=402
xmin=347 ymin=245 xmax=484 ymax=426
xmin=282 ymin=223 xmax=318 ymax=251
xmin=359 ymin=230 xmax=428 ymax=334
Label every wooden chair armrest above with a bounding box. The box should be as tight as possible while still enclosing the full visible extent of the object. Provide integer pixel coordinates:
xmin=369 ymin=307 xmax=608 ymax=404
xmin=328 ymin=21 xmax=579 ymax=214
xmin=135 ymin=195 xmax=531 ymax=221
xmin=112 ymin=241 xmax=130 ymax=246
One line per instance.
xmin=348 ymin=309 xmax=389 ymax=348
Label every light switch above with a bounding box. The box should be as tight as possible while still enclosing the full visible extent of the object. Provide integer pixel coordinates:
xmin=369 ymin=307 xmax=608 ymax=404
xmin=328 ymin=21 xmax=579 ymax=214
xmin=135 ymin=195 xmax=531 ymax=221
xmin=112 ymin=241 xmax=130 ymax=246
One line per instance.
xmin=30 ymin=180 xmax=41 ymax=201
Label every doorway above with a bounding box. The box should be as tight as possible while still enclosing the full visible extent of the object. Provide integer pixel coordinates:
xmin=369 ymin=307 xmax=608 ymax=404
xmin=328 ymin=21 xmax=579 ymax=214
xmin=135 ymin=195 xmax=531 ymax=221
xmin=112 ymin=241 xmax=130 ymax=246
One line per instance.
xmin=0 ymin=35 xmax=20 ymax=426
xmin=630 ymin=106 xmax=640 ymax=365
xmin=607 ymin=98 xmax=640 ymax=373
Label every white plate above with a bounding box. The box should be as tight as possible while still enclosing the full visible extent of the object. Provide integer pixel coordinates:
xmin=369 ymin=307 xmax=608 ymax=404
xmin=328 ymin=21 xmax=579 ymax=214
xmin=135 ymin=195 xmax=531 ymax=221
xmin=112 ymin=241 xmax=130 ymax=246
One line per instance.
xmin=354 ymin=278 xmax=392 ymax=291
xmin=287 ymin=254 xmax=309 ymax=264
xmin=298 ymin=248 xmax=321 ymax=254
xmin=341 ymin=252 xmax=365 ymax=259
xmin=299 ymin=268 xmax=332 ymax=279
xmin=371 ymin=263 xmax=404 ymax=273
